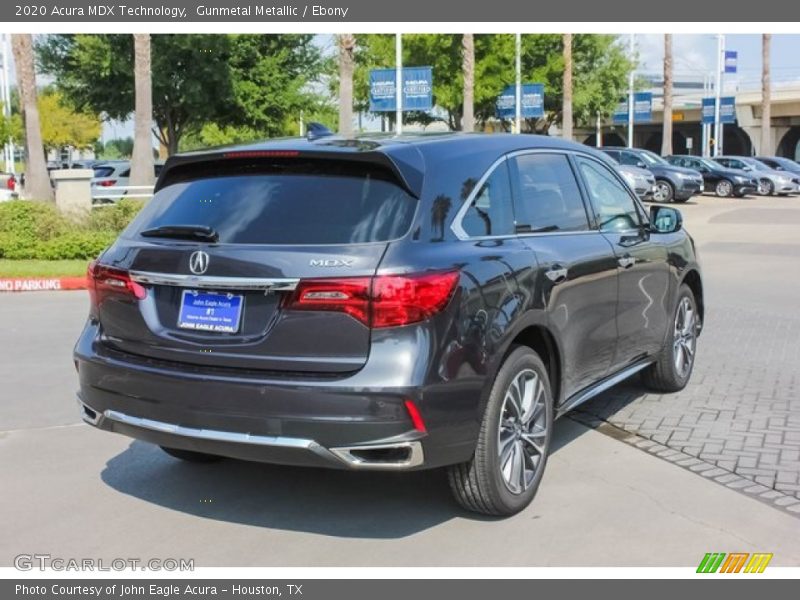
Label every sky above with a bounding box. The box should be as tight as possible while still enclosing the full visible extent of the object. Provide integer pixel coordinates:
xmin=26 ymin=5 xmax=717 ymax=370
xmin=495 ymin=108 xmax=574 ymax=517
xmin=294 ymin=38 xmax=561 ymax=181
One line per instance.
xmin=6 ymin=33 xmax=800 ymax=141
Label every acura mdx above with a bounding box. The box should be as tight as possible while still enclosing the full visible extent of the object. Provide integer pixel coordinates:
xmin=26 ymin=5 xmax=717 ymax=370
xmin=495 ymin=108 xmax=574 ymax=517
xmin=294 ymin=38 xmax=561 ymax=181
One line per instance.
xmin=75 ymin=133 xmax=703 ymax=516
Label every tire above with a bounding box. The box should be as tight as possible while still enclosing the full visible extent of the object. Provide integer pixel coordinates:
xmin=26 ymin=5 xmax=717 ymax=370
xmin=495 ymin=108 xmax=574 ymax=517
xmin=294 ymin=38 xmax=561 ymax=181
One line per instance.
xmin=653 ymin=180 xmax=675 ymax=203
xmin=642 ymin=284 xmax=700 ymax=393
xmin=715 ymin=179 xmax=733 ymax=197
xmin=448 ymin=346 xmax=553 ymax=516
xmin=160 ymin=446 xmax=223 ymax=463
xmin=757 ymin=179 xmax=773 ymax=196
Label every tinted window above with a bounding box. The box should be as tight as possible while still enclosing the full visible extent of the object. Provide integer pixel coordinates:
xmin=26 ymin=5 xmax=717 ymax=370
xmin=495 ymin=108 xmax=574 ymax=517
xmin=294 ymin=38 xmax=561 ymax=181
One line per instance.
xmin=460 ymin=161 xmax=514 ymax=237
xmin=619 ymin=151 xmax=643 ymax=167
xmin=602 ymin=150 xmax=620 ymax=163
xmin=93 ymin=166 xmax=115 ymax=178
xmin=512 ymin=153 xmax=589 ymax=232
xmin=125 ymin=161 xmax=417 ymax=245
xmin=576 ymin=158 xmax=641 ymax=233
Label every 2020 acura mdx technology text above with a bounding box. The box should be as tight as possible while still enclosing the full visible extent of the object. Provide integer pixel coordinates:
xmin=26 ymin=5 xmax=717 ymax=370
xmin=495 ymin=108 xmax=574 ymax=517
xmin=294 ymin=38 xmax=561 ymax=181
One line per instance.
xmin=74 ymin=133 xmax=703 ymax=516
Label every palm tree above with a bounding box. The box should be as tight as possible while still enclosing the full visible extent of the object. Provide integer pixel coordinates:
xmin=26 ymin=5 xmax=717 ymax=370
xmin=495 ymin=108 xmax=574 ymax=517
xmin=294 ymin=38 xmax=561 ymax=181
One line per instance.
xmin=11 ymin=34 xmax=52 ymax=201
xmin=562 ymin=34 xmax=573 ymax=140
xmin=661 ymin=34 xmax=673 ymax=156
xmin=129 ymin=34 xmax=154 ymax=188
xmin=761 ymin=34 xmax=771 ymax=155
xmin=462 ymin=34 xmax=475 ymax=132
xmin=337 ymin=34 xmax=356 ymax=136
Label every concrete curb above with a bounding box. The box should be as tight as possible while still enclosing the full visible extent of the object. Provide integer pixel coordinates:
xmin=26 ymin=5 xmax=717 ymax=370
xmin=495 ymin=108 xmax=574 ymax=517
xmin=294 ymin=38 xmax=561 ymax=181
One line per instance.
xmin=0 ymin=276 xmax=87 ymax=292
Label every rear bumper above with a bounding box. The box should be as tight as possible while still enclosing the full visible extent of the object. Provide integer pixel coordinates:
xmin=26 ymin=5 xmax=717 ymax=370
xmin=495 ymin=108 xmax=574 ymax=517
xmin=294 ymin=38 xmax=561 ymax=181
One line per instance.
xmin=74 ymin=321 xmax=480 ymax=470
xmin=78 ymin=397 xmax=425 ymax=470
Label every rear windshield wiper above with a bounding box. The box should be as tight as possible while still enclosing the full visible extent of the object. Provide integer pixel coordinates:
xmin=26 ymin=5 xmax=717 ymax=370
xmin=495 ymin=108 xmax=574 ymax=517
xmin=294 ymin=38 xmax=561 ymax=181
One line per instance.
xmin=140 ymin=225 xmax=219 ymax=242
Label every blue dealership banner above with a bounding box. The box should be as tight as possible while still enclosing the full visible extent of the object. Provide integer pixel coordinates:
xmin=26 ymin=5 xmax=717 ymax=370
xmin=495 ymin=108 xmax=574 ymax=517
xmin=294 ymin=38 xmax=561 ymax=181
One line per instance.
xmin=702 ymin=97 xmax=736 ymax=124
xmin=612 ymin=92 xmax=652 ymax=124
xmin=724 ymin=50 xmax=738 ymax=74
xmin=369 ymin=66 xmax=433 ymax=112
xmin=496 ymin=83 xmax=545 ymax=119
xmin=633 ymin=92 xmax=652 ymax=122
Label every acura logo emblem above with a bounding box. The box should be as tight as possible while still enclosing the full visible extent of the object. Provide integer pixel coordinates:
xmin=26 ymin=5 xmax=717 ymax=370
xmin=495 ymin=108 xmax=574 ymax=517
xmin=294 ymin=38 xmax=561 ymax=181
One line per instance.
xmin=189 ymin=251 xmax=209 ymax=275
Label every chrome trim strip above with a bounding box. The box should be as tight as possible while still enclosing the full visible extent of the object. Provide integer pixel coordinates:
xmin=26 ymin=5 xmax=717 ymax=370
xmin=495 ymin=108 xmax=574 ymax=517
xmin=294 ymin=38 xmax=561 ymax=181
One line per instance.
xmin=129 ymin=271 xmax=299 ymax=291
xmin=80 ymin=403 xmax=426 ymax=470
xmin=557 ymin=360 xmax=652 ymax=416
xmin=329 ymin=441 xmax=425 ymax=470
xmin=103 ymin=409 xmax=317 ymax=449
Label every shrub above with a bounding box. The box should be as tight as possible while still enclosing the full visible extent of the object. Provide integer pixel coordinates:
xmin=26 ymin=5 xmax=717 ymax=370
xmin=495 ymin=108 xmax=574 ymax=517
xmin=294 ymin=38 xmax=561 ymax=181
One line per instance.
xmin=0 ymin=199 xmax=144 ymax=260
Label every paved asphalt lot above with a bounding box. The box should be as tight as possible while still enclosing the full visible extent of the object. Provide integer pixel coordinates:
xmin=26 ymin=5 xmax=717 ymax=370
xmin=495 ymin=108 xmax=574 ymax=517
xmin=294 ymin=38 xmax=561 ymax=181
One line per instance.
xmin=2 ymin=194 xmax=800 ymax=567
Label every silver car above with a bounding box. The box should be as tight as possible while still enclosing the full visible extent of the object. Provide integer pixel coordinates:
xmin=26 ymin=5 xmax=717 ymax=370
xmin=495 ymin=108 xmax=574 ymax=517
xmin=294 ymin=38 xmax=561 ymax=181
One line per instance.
xmin=617 ymin=164 xmax=656 ymax=201
xmin=713 ymin=156 xmax=798 ymax=196
xmin=91 ymin=160 xmax=164 ymax=203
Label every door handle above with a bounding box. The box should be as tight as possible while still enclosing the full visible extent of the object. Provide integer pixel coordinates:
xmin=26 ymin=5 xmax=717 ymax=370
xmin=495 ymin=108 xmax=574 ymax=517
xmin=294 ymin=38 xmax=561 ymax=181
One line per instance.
xmin=618 ymin=255 xmax=636 ymax=269
xmin=545 ymin=266 xmax=568 ymax=284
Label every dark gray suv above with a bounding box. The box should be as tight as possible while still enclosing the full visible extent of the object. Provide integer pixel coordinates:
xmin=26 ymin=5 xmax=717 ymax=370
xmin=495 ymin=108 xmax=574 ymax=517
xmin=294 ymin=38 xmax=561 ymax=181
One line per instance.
xmin=75 ymin=134 xmax=703 ymax=516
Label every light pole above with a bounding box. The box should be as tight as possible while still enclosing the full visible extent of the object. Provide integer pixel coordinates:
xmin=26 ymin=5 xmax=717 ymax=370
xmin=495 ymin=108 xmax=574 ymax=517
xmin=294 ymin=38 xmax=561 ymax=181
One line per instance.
xmin=713 ymin=34 xmax=724 ymax=157
xmin=515 ymin=33 xmax=522 ymax=134
xmin=627 ymin=34 xmax=635 ymax=148
xmin=395 ymin=33 xmax=403 ymax=135
xmin=1 ymin=34 xmax=14 ymax=173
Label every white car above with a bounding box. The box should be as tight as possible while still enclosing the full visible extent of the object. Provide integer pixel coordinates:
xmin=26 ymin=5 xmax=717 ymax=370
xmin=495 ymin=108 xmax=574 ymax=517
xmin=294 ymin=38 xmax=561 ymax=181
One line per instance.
xmin=91 ymin=160 xmax=163 ymax=203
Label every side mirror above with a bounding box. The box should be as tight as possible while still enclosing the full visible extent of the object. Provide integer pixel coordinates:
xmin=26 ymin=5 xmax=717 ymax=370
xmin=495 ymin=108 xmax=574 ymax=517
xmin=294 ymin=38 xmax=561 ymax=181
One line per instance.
xmin=636 ymin=161 xmax=647 ymax=169
xmin=650 ymin=206 xmax=682 ymax=234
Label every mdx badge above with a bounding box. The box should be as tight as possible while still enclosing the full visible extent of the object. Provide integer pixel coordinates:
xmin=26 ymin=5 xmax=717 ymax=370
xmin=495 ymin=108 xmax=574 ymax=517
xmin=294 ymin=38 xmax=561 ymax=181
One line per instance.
xmin=309 ymin=258 xmax=355 ymax=267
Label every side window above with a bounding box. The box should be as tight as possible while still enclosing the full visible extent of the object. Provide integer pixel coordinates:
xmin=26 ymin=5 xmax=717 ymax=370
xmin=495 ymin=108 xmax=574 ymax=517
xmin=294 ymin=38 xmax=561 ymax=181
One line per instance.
xmin=576 ymin=157 xmax=642 ymax=233
xmin=511 ymin=153 xmax=590 ymax=233
xmin=619 ymin=151 xmax=640 ymax=167
xmin=603 ymin=150 xmax=620 ymax=163
xmin=460 ymin=161 xmax=514 ymax=237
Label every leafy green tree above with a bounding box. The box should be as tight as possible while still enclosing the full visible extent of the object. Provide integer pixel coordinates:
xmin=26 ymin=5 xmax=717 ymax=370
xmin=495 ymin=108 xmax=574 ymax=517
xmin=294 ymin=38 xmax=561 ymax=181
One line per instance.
xmin=96 ymin=137 xmax=134 ymax=159
xmin=0 ymin=103 xmax=23 ymax=146
xmin=37 ymin=34 xmax=326 ymax=155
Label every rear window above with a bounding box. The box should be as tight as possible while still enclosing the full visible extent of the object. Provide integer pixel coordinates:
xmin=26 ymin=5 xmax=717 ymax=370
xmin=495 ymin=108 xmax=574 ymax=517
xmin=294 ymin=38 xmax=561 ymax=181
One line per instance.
xmin=124 ymin=160 xmax=417 ymax=245
xmin=93 ymin=166 xmax=115 ymax=178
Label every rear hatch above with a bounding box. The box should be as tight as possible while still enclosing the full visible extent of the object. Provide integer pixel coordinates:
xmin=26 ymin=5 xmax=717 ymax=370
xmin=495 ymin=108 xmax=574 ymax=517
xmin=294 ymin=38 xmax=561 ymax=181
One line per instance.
xmin=91 ymin=155 xmax=419 ymax=375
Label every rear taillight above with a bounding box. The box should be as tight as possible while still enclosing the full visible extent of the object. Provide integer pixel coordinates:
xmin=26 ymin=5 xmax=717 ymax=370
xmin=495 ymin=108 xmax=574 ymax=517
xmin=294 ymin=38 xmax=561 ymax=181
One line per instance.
xmin=87 ymin=261 xmax=146 ymax=314
xmin=97 ymin=180 xmax=117 ymax=187
xmin=287 ymin=271 xmax=459 ymax=328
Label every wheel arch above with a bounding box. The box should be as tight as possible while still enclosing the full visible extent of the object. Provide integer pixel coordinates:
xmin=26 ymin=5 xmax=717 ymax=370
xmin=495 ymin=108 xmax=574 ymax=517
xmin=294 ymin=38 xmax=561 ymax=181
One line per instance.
xmin=681 ymin=269 xmax=704 ymax=329
xmin=504 ymin=324 xmax=563 ymax=407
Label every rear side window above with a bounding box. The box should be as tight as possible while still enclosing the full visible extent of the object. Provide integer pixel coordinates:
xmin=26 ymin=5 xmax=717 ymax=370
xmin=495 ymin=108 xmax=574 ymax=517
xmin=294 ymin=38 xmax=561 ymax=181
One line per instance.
xmin=124 ymin=159 xmax=417 ymax=245
xmin=511 ymin=153 xmax=590 ymax=232
xmin=460 ymin=161 xmax=514 ymax=237
xmin=93 ymin=167 xmax=114 ymax=178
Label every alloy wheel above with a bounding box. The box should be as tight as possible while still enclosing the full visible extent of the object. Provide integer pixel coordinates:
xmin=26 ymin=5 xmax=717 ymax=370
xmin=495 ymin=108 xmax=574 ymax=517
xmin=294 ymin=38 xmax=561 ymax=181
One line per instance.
xmin=715 ymin=180 xmax=732 ymax=197
xmin=673 ymin=297 xmax=697 ymax=378
xmin=757 ymin=179 xmax=771 ymax=196
xmin=653 ymin=182 xmax=671 ymax=202
xmin=497 ymin=369 xmax=548 ymax=495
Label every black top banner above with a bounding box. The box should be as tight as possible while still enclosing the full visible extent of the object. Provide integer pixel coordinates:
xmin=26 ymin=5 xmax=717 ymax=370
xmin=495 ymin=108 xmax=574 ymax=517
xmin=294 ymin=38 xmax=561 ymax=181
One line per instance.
xmin=2 ymin=0 xmax=798 ymax=22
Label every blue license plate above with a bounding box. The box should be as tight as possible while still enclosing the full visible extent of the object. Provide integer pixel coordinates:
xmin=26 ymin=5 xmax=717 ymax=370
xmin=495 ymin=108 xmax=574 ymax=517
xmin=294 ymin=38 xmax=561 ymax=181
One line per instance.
xmin=177 ymin=290 xmax=243 ymax=333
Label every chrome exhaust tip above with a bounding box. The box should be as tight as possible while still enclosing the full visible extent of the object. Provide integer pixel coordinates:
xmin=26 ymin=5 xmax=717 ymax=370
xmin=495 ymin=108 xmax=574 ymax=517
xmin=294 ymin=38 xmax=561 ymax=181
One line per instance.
xmin=330 ymin=441 xmax=424 ymax=470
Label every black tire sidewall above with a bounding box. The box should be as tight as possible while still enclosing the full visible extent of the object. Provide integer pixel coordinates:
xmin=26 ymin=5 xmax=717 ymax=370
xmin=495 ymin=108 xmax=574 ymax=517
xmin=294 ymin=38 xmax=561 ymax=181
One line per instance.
xmin=481 ymin=347 xmax=553 ymax=514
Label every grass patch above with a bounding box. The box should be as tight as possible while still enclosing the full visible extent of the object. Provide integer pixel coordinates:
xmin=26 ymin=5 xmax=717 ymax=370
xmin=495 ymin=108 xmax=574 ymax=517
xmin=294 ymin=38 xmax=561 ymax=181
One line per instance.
xmin=0 ymin=259 xmax=88 ymax=278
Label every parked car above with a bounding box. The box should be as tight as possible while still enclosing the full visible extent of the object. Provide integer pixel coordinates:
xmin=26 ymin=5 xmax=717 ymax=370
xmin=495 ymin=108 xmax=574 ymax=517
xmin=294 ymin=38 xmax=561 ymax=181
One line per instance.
xmin=75 ymin=133 xmax=703 ymax=516
xmin=92 ymin=160 xmax=163 ymax=203
xmin=754 ymin=156 xmax=800 ymax=181
xmin=601 ymin=147 xmax=704 ymax=203
xmin=0 ymin=172 xmax=18 ymax=201
xmin=666 ymin=155 xmax=758 ymax=197
xmin=617 ymin=164 xmax=656 ymax=201
xmin=713 ymin=156 xmax=798 ymax=196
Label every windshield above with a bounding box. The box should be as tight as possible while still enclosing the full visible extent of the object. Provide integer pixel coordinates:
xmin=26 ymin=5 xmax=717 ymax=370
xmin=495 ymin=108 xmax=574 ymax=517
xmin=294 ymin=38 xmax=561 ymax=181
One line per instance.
xmin=639 ymin=150 xmax=668 ymax=166
xmin=697 ymin=158 xmax=719 ymax=170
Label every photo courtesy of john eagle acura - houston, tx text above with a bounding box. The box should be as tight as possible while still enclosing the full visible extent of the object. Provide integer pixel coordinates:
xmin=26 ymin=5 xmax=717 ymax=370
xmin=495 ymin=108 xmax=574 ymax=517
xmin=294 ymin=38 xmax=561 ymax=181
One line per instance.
xmin=74 ymin=132 xmax=703 ymax=516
